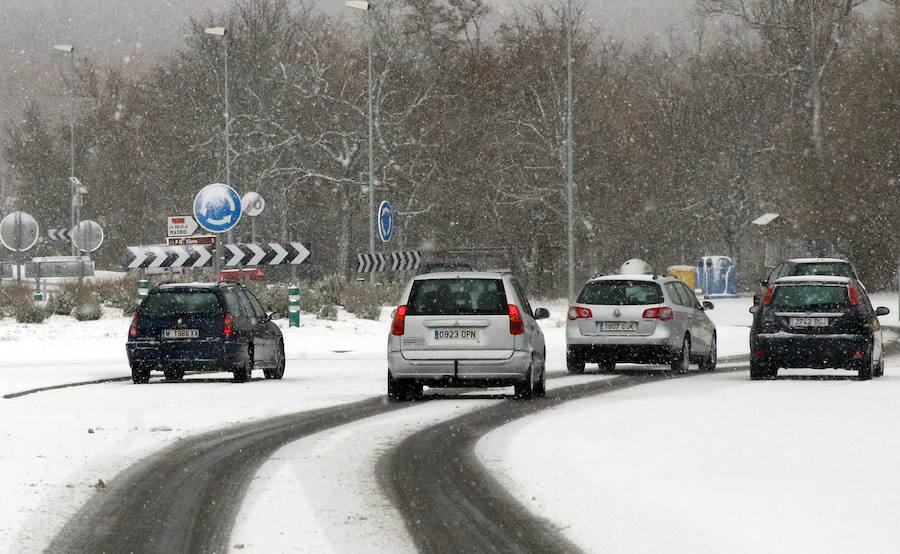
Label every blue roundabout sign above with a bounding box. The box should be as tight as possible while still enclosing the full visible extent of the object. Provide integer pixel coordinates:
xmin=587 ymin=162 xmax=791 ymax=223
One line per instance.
xmin=193 ymin=183 xmax=242 ymax=233
xmin=378 ymin=201 xmax=393 ymax=242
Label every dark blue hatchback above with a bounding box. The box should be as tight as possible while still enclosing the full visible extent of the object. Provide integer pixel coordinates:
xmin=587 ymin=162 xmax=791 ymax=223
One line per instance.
xmin=126 ymin=282 xmax=285 ymax=383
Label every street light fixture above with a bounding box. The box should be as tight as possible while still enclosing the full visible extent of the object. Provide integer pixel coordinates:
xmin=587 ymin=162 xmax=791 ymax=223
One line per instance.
xmin=54 ymin=44 xmax=77 ymax=255
xmin=345 ymin=1 xmax=376 ymax=268
xmin=204 ymin=26 xmax=233 ymax=249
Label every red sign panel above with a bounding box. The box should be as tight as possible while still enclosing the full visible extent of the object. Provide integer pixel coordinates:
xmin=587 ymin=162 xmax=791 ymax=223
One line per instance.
xmin=167 ymin=235 xmax=216 ymax=247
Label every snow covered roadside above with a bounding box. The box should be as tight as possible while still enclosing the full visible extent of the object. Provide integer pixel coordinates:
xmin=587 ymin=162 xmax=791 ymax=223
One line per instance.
xmin=0 ymin=308 xmax=396 ymax=552
xmin=477 ymin=292 xmax=900 ymax=554
xmin=2 ymin=292 xmax=855 ymax=552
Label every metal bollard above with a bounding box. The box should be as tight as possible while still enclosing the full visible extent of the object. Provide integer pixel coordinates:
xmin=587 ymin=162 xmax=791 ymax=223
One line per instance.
xmin=288 ymin=285 xmax=300 ymax=327
xmin=137 ymin=279 xmax=150 ymax=306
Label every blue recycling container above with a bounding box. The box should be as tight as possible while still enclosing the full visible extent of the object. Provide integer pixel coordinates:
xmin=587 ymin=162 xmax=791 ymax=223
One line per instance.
xmin=697 ymin=256 xmax=739 ymax=298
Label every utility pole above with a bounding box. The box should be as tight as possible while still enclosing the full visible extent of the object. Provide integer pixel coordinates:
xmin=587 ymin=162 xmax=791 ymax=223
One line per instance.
xmin=566 ymin=0 xmax=576 ymax=302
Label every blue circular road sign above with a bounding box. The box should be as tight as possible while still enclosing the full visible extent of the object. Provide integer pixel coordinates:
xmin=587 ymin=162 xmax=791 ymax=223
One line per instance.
xmin=378 ymin=201 xmax=393 ymax=242
xmin=193 ymin=183 xmax=242 ymax=233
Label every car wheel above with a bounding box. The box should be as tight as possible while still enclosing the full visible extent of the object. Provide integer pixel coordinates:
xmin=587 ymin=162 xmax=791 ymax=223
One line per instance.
xmin=234 ymin=344 xmax=253 ymax=383
xmin=858 ymin=356 xmax=874 ymax=381
xmin=514 ymin=364 xmax=536 ymax=399
xmin=388 ymin=371 xmax=421 ymax=401
xmin=265 ymin=340 xmax=286 ymax=380
xmin=566 ymin=352 xmax=585 ymax=374
xmin=534 ymin=364 xmax=546 ymax=398
xmin=874 ymin=351 xmax=884 ymax=378
xmin=699 ymin=334 xmax=717 ymax=371
xmin=670 ymin=336 xmax=690 ymax=372
xmin=163 ymin=367 xmax=185 ymax=381
xmin=598 ymin=359 xmax=616 ymax=373
xmin=131 ymin=365 xmax=150 ymax=384
xmin=750 ymin=359 xmax=776 ymax=380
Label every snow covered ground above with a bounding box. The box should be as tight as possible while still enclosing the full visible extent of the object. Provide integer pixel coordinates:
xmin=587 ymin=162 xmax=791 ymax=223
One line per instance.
xmin=1 ymin=292 xmax=897 ymax=552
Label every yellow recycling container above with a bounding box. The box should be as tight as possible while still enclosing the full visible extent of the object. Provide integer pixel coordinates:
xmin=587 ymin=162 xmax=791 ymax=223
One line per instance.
xmin=667 ymin=265 xmax=696 ymax=290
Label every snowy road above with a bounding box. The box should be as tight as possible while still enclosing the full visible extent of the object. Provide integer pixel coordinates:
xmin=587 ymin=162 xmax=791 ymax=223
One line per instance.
xmin=3 ymin=295 xmax=899 ymax=552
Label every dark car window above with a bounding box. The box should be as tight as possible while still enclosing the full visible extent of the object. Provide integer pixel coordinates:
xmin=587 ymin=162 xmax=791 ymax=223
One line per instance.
xmin=577 ymin=280 xmax=663 ymax=305
xmin=243 ymin=288 xmax=267 ymax=318
xmin=232 ymin=288 xmax=256 ymax=317
xmin=222 ymin=289 xmax=243 ymax=315
xmin=770 ymin=285 xmax=849 ymax=311
xmin=664 ymin=283 xmax=687 ymax=306
xmin=140 ymin=291 xmax=222 ymax=317
xmin=407 ymin=278 xmax=508 ymax=315
xmin=511 ymin=279 xmax=534 ymax=318
xmin=677 ymin=282 xmax=702 ymax=309
xmin=792 ymin=263 xmax=856 ymax=279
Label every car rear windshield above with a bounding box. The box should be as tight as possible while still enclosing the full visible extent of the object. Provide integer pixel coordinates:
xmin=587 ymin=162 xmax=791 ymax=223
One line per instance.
xmin=576 ymin=280 xmax=663 ymax=305
xmin=770 ymin=285 xmax=849 ymax=311
xmin=140 ymin=291 xmax=223 ymax=317
xmin=792 ymin=263 xmax=856 ymax=279
xmin=407 ymin=278 xmax=508 ymax=315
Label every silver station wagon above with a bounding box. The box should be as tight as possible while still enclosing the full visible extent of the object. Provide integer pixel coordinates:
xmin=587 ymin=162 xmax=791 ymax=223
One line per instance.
xmin=387 ymin=271 xmax=549 ymax=400
xmin=566 ymin=274 xmax=717 ymax=373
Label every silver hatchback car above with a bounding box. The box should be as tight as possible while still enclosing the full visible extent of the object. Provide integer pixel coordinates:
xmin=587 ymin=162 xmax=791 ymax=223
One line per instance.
xmin=387 ymin=271 xmax=549 ymax=400
xmin=566 ymin=274 xmax=717 ymax=373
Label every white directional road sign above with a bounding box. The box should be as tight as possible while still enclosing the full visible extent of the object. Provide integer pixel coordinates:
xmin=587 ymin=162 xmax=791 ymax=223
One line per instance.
xmin=167 ymin=215 xmax=200 ymax=237
xmin=193 ymin=183 xmax=242 ymax=233
xmin=71 ymin=220 xmax=104 ymax=253
xmin=0 ymin=211 xmax=39 ymax=252
xmin=241 ymin=192 xmax=266 ymax=217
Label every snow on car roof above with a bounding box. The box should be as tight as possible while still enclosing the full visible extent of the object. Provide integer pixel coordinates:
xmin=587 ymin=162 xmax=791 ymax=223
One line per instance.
xmin=589 ymin=274 xmax=663 ymax=282
xmin=786 ymin=257 xmax=852 ymax=264
xmin=414 ymin=271 xmax=506 ymax=279
xmin=156 ymin=282 xmax=221 ymax=289
xmin=774 ymin=275 xmax=853 ymax=284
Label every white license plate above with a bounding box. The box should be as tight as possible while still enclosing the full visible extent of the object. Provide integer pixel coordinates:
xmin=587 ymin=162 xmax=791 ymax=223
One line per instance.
xmin=433 ymin=329 xmax=480 ymax=342
xmin=598 ymin=321 xmax=637 ymax=331
xmin=790 ymin=317 xmax=829 ymax=327
xmin=163 ymin=328 xmax=199 ymax=339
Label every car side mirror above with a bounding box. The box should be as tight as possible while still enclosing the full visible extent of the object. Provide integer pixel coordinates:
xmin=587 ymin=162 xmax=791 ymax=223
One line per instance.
xmin=268 ymin=312 xmax=283 ymax=321
xmin=758 ymin=279 xmax=768 ymax=287
xmin=533 ymin=307 xmax=550 ymax=320
xmin=876 ymin=306 xmax=890 ymax=317
xmin=702 ymin=301 xmax=714 ymax=311
xmin=749 ymin=306 xmax=758 ymax=314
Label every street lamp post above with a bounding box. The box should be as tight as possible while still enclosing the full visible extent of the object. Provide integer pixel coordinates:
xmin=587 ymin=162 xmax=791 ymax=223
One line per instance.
xmin=565 ymin=0 xmax=576 ymax=303
xmin=345 ymin=1 xmax=376 ymax=268
xmin=204 ymin=26 xmax=232 ymax=248
xmin=54 ymin=44 xmax=77 ymax=256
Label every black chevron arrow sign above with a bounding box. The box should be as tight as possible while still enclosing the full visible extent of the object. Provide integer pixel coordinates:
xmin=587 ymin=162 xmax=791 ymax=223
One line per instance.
xmin=223 ymin=242 xmax=310 ymax=266
xmin=357 ymin=251 xmax=421 ymax=273
xmin=124 ymin=245 xmax=213 ymax=269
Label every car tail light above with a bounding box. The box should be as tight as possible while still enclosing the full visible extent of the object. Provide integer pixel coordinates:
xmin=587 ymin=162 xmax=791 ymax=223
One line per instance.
xmin=224 ymin=312 xmax=234 ymax=335
xmin=509 ymin=304 xmax=525 ymax=335
xmin=129 ymin=314 xmax=139 ymax=337
xmin=391 ymin=306 xmax=407 ymax=336
xmin=567 ymin=306 xmax=592 ymax=320
xmin=642 ymin=307 xmax=674 ymax=321
xmin=848 ymin=285 xmax=860 ymax=306
xmin=762 ymin=285 xmax=775 ymax=306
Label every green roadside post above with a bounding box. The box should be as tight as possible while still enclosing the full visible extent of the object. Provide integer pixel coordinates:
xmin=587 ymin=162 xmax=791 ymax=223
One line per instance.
xmin=137 ymin=279 xmax=149 ymax=306
xmin=289 ymin=285 xmax=300 ymax=327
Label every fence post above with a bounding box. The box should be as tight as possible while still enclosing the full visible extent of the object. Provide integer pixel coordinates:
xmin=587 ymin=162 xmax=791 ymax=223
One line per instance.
xmin=288 ymin=285 xmax=300 ymax=327
xmin=137 ymin=279 xmax=150 ymax=306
